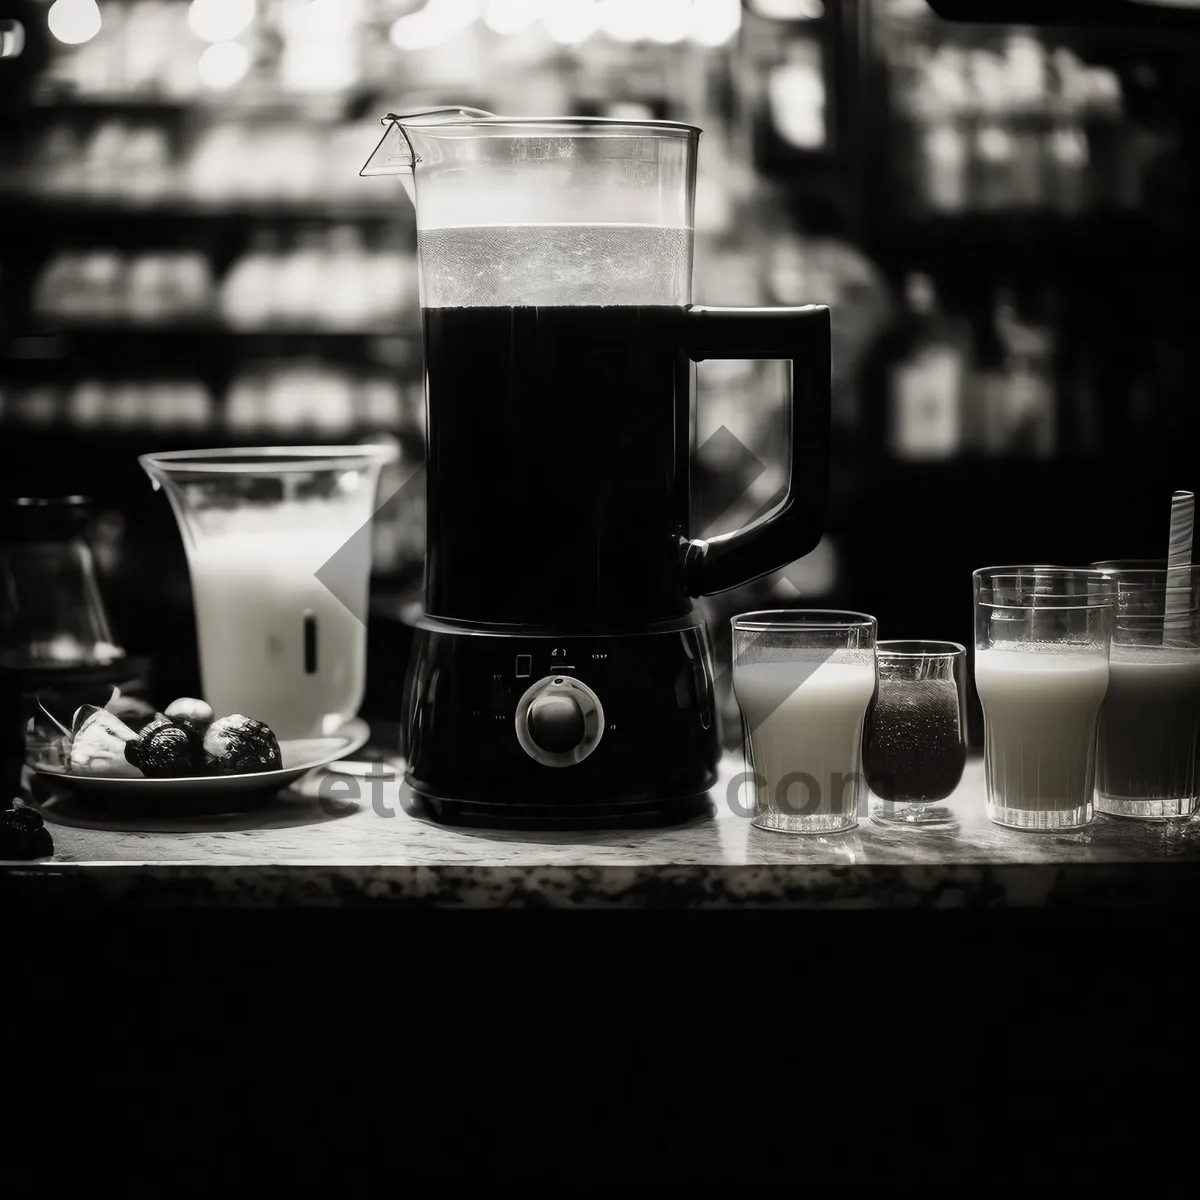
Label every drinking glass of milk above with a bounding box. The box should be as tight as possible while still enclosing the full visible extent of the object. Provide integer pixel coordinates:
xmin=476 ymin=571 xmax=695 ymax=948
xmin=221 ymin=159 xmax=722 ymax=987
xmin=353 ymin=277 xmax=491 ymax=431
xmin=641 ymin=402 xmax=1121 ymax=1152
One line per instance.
xmin=1092 ymin=560 xmax=1200 ymax=820
xmin=140 ymin=446 xmax=398 ymax=740
xmin=731 ymin=610 xmax=878 ymax=835
xmin=973 ymin=566 xmax=1115 ymax=831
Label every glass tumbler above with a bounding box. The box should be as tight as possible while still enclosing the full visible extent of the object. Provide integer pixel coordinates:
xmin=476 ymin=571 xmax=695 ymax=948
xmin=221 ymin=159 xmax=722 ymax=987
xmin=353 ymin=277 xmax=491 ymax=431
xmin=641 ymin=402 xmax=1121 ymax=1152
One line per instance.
xmin=865 ymin=640 xmax=968 ymax=831
xmin=1092 ymin=560 xmax=1200 ymax=819
xmin=973 ymin=566 xmax=1115 ymax=831
xmin=731 ymin=609 xmax=877 ymax=835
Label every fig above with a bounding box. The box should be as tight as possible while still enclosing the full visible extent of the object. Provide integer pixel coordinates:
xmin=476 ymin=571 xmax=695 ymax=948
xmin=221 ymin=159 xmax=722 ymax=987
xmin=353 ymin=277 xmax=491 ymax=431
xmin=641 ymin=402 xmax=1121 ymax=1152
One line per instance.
xmin=106 ymin=694 xmax=158 ymax=732
xmin=127 ymin=720 xmax=202 ymax=778
xmin=202 ymin=715 xmax=282 ymax=776
xmin=138 ymin=713 xmax=176 ymax=738
xmin=67 ymin=709 xmax=142 ymax=779
xmin=164 ymin=697 xmax=214 ymax=738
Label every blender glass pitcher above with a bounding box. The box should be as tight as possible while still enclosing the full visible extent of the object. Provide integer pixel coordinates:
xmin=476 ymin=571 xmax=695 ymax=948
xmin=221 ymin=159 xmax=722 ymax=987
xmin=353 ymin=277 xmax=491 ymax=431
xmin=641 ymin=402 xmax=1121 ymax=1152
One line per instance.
xmin=140 ymin=446 xmax=397 ymax=740
xmin=364 ymin=110 xmax=830 ymax=625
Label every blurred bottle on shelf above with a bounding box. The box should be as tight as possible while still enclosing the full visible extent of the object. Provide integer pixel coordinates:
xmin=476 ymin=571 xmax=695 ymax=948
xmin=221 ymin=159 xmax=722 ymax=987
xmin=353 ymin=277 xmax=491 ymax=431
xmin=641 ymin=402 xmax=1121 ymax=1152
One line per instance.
xmin=983 ymin=286 xmax=1057 ymax=457
xmin=279 ymin=0 xmax=362 ymax=94
xmin=318 ymin=225 xmax=375 ymax=330
xmin=1081 ymin=62 xmax=1141 ymax=209
xmin=1002 ymin=33 xmax=1049 ymax=209
xmin=968 ymin=49 xmax=1019 ymax=211
xmin=222 ymin=365 xmax=415 ymax=440
xmin=35 ymin=233 xmax=415 ymax=331
xmin=67 ymin=381 xmax=107 ymax=429
xmin=368 ymin=225 xmax=419 ymax=329
xmin=12 ymin=386 xmax=59 ymax=428
xmin=33 ymin=249 xmax=215 ymax=324
xmin=31 ymin=124 xmax=87 ymax=197
xmin=272 ymin=225 xmax=326 ymax=325
xmin=766 ymin=36 xmax=827 ymax=151
xmin=33 ymin=249 xmax=128 ymax=321
xmin=39 ymin=0 xmax=197 ymax=97
xmin=126 ymin=250 xmax=213 ymax=323
xmin=1045 ymin=48 xmax=1090 ymax=213
xmin=887 ymin=272 xmax=972 ymax=461
xmin=1 ymin=370 xmax=416 ymax=441
xmin=906 ymin=46 xmax=970 ymax=214
xmin=219 ymin=228 xmax=281 ymax=329
xmin=888 ymin=20 xmax=1140 ymax=217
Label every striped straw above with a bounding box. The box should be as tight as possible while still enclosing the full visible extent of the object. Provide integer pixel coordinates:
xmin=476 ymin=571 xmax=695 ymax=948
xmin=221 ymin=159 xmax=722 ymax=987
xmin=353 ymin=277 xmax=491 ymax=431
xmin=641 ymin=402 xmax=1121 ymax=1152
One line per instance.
xmin=1164 ymin=490 xmax=1194 ymax=645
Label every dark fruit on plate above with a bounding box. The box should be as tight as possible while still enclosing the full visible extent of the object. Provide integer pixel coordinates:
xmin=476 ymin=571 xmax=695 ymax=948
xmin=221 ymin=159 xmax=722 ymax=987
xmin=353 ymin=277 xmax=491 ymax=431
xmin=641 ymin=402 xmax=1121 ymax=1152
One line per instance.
xmin=0 ymin=807 xmax=53 ymax=860
xmin=165 ymin=697 xmax=214 ymax=738
xmin=202 ymin=715 xmax=282 ymax=776
xmin=9 ymin=799 xmax=43 ymax=831
xmin=106 ymin=695 xmax=158 ymax=732
xmin=138 ymin=713 xmax=176 ymax=738
xmin=126 ymin=721 xmax=202 ymax=779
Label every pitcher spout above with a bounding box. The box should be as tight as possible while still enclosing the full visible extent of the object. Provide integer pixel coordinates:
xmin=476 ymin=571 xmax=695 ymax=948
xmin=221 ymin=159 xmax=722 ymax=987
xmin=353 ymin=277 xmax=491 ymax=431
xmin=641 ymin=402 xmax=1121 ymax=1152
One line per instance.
xmin=360 ymin=107 xmax=496 ymax=205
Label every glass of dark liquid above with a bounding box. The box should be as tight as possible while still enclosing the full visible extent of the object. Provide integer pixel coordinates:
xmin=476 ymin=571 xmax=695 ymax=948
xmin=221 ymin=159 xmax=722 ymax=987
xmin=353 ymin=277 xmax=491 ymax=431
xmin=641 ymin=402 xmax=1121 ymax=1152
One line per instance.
xmin=864 ymin=640 xmax=967 ymax=830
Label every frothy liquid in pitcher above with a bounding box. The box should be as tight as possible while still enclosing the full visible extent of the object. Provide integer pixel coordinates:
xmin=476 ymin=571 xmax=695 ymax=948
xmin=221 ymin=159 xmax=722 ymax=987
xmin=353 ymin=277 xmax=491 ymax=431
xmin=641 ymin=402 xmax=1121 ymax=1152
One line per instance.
xmin=417 ymin=223 xmax=692 ymax=308
xmin=418 ymin=222 xmax=695 ymax=625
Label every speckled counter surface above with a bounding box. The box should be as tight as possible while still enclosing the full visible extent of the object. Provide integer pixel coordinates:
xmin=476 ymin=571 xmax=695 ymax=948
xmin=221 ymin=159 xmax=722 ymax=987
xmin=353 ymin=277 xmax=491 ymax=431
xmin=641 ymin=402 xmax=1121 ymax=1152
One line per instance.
xmin=5 ymin=753 xmax=1200 ymax=908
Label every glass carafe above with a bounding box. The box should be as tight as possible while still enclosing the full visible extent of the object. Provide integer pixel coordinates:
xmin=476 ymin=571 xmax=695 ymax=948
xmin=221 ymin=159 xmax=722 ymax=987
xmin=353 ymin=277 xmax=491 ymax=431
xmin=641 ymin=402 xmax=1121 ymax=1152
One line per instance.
xmin=1 ymin=496 xmax=129 ymax=793
xmin=140 ymin=446 xmax=397 ymax=740
xmin=0 ymin=496 xmax=124 ymax=670
xmin=363 ymin=109 xmax=831 ymax=625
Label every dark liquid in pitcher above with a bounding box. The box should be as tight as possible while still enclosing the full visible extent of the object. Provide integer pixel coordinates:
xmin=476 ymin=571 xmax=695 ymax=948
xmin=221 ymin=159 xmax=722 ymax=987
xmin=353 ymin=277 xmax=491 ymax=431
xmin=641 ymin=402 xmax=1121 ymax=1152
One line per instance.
xmin=422 ymin=305 xmax=692 ymax=626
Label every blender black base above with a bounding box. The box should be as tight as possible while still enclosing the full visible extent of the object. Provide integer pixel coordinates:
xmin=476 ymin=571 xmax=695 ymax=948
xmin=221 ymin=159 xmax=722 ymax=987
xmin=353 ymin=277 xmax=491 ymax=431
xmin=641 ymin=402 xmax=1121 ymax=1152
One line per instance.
xmin=400 ymin=613 xmax=721 ymax=826
xmin=409 ymin=790 xmax=715 ymax=831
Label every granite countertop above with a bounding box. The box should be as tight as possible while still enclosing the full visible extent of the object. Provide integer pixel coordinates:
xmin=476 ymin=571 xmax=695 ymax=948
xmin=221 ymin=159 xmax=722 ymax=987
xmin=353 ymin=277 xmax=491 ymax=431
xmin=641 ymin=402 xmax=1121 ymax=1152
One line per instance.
xmin=5 ymin=749 xmax=1200 ymax=909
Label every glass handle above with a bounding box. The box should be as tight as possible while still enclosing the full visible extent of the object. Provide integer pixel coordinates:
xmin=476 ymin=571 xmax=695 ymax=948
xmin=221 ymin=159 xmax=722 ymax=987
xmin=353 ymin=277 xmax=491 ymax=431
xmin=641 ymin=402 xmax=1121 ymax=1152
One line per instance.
xmin=681 ymin=305 xmax=831 ymax=597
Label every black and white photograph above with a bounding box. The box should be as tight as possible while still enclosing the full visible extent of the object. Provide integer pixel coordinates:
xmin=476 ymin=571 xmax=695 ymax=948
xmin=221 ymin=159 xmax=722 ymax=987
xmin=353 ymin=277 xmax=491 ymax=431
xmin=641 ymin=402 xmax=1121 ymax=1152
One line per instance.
xmin=3 ymin=0 xmax=1199 ymax=1182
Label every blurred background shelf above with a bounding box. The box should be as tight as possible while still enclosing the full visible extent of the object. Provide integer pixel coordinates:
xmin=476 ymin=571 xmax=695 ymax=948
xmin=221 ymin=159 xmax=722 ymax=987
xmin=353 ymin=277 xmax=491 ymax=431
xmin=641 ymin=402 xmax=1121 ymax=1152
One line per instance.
xmin=0 ymin=195 xmax=404 ymax=222
xmin=1 ymin=0 xmax=1197 ymax=713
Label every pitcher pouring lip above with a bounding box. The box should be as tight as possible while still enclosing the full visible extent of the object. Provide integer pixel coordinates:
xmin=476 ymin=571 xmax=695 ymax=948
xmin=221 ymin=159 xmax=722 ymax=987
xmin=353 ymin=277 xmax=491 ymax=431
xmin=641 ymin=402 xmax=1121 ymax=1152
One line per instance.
xmin=359 ymin=108 xmax=703 ymax=204
xmin=359 ymin=107 xmax=498 ymax=195
xmin=360 ymin=109 xmax=702 ymax=177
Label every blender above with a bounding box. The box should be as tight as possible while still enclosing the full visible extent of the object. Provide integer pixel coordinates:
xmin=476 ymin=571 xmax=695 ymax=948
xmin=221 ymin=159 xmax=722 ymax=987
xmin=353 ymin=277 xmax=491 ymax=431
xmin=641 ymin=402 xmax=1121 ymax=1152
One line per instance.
xmin=364 ymin=109 xmax=831 ymax=823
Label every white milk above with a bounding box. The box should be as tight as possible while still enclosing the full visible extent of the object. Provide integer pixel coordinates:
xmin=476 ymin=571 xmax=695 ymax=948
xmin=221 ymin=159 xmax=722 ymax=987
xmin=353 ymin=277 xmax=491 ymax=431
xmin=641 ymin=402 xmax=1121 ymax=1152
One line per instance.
xmin=185 ymin=511 xmax=369 ymax=741
xmin=733 ymin=657 xmax=877 ymax=830
xmin=975 ymin=647 xmax=1110 ymax=821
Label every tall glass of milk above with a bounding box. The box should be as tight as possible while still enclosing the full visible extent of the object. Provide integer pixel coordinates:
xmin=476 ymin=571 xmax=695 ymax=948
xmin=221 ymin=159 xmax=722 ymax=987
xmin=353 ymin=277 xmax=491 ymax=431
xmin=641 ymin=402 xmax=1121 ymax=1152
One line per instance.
xmin=141 ymin=446 xmax=398 ymax=740
xmin=1092 ymin=560 xmax=1200 ymax=820
xmin=731 ymin=610 xmax=878 ymax=835
xmin=973 ymin=566 xmax=1115 ymax=831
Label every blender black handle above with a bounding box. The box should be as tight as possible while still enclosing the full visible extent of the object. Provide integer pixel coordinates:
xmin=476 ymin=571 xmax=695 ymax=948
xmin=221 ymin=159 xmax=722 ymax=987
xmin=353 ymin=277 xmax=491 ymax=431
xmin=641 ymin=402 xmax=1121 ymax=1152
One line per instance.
xmin=681 ymin=304 xmax=831 ymax=597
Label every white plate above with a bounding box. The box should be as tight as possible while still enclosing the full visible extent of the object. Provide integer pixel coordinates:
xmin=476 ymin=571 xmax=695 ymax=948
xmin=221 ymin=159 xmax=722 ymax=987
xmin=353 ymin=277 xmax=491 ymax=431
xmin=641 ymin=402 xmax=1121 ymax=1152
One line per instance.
xmin=31 ymin=718 xmax=371 ymax=799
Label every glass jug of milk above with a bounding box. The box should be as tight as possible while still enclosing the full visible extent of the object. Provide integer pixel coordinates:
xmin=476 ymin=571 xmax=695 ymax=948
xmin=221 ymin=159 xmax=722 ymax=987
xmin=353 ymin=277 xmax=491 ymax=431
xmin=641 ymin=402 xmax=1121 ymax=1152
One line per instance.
xmin=140 ymin=446 xmax=397 ymax=740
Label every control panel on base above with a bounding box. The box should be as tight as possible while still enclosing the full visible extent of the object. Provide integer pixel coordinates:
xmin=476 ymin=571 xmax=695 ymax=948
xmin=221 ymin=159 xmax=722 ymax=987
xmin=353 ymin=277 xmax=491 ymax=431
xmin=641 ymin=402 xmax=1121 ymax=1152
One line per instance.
xmin=514 ymin=675 xmax=605 ymax=768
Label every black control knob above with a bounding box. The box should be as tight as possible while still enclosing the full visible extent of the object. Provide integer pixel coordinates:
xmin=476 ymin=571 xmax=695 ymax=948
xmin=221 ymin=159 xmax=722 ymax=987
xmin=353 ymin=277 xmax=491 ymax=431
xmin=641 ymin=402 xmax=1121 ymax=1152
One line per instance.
xmin=526 ymin=691 xmax=586 ymax=754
